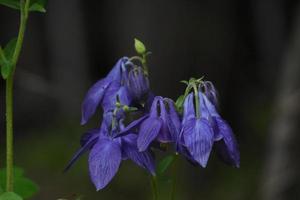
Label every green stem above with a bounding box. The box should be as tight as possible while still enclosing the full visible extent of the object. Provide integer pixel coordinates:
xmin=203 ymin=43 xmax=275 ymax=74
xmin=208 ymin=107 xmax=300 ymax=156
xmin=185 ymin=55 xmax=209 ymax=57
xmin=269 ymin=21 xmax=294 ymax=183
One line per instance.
xmin=170 ymin=154 xmax=179 ymax=200
xmin=6 ymin=0 xmax=29 ymax=192
xmin=150 ymin=175 xmax=158 ymax=200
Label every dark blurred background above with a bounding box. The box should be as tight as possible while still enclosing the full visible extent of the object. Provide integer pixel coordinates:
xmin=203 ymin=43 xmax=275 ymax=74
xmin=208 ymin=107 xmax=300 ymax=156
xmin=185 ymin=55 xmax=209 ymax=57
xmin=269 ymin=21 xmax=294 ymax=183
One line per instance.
xmin=1 ymin=0 xmax=300 ymax=199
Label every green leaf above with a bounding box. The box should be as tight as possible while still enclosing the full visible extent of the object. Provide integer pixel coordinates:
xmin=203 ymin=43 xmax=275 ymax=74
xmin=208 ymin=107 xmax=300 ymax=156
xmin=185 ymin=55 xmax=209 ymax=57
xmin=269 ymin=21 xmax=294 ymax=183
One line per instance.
xmin=0 ymin=0 xmax=47 ymax=12
xmin=0 ymin=167 xmax=39 ymax=199
xmin=0 ymin=38 xmax=17 ymax=79
xmin=4 ymin=38 xmax=17 ymax=60
xmin=29 ymin=0 xmax=47 ymax=12
xmin=0 ymin=192 xmax=23 ymax=200
xmin=0 ymin=185 xmax=3 ymax=195
xmin=175 ymin=95 xmax=185 ymax=113
xmin=156 ymin=155 xmax=175 ymax=176
xmin=0 ymin=0 xmax=20 ymax=10
xmin=134 ymin=38 xmax=146 ymax=55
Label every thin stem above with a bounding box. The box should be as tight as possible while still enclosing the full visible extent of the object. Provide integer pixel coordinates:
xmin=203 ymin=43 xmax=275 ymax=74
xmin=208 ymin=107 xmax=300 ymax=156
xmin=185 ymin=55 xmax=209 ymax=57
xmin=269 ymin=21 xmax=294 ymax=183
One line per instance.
xmin=6 ymin=0 xmax=30 ymax=192
xmin=170 ymin=154 xmax=179 ymax=200
xmin=150 ymin=175 xmax=158 ymax=200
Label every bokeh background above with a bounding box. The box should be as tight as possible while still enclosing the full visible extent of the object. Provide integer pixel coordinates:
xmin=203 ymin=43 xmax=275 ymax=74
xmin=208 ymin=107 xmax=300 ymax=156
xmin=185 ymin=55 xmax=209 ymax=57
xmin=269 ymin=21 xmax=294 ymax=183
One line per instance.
xmin=1 ymin=0 xmax=300 ymax=199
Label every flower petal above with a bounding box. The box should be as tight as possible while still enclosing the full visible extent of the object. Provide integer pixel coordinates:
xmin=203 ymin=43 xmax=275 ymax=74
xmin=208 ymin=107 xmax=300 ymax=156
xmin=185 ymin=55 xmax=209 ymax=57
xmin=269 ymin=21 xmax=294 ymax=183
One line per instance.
xmin=115 ymin=114 xmax=149 ymax=138
xmin=182 ymin=93 xmax=195 ymax=124
xmin=137 ymin=117 xmax=162 ymax=151
xmin=81 ymin=78 xmax=110 ymax=125
xmin=215 ymin=118 xmax=240 ymax=167
xmin=183 ymin=118 xmax=214 ymax=167
xmin=165 ymin=98 xmax=181 ymax=142
xmin=64 ymin=133 xmax=99 ymax=172
xmin=156 ymin=99 xmax=172 ymax=142
xmin=101 ymin=80 xmax=122 ymax=112
xmin=122 ymin=134 xmax=155 ymax=175
xmin=89 ymin=138 xmax=122 ymax=190
xmin=106 ymin=57 xmax=129 ymax=82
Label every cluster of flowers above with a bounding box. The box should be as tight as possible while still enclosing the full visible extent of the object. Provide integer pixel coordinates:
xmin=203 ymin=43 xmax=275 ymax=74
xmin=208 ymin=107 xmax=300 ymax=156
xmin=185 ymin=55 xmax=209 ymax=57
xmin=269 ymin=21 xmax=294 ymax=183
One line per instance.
xmin=66 ymin=40 xmax=240 ymax=191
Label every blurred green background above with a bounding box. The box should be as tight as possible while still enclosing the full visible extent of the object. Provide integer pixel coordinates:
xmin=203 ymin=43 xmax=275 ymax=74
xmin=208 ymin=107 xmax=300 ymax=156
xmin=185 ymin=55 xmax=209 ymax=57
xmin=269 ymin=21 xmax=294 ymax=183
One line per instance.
xmin=1 ymin=0 xmax=300 ymax=199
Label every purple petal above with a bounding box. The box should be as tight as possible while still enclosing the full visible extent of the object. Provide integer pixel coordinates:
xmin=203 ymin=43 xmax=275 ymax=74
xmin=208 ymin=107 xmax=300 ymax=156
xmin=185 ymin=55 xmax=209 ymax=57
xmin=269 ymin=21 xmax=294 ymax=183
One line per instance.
xmin=149 ymin=96 xmax=163 ymax=117
xmin=80 ymin=129 xmax=99 ymax=147
xmin=183 ymin=118 xmax=214 ymax=167
xmin=182 ymin=93 xmax=195 ymax=124
xmin=64 ymin=133 xmax=99 ymax=172
xmin=165 ymin=98 xmax=181 ymax=142
xmin=126 ymin=67 xmax=150 ymax=100
xmin=89 ymin=138 xmax=122 ymax=190
xmin=156 ymin=99 xmax=172 ymax=143
xmin=81 ymin=79 xmax=110 ymax=125
xmin=106 ymin=57 xmax=129 ymax=82
xmin=204 ymin=81 xmax=218 ymax=107
xmin=122 ymin=134 xmax=155 ymax=175
xmin=137 ymin=117 xmax=162 ymax=151
xmin=215 ymin=118 xmax=240 ymax=167
xmin=101 ymin=81 xmax=122 ymax=112
xmin=115 ymin=114 xmax=149 ymax=138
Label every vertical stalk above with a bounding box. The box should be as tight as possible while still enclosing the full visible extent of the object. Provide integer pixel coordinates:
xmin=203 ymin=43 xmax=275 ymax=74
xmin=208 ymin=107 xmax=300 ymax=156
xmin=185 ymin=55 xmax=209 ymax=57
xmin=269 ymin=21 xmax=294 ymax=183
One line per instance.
xmin=5 ymin=0 xmax=29 ymax=192
xmin=170 ymin=154 xmax=179 ymax=200
xmin=150 ymin=175 xmax=158 ymax=200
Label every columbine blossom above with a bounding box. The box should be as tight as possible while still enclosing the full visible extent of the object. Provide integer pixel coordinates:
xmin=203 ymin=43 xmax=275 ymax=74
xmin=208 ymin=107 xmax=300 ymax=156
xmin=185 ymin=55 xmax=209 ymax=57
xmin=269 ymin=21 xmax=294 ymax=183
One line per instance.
xmin=67 ymin=119 xmax=155 ymax=190
xmin=137 ymin=96 xmax=181 ymax=151
xmin=81 ymin=57 xmax=132 ymax=124
xmin=179 ymin=84 xmax=240 ymax=168
xmin=126 ymin=66 xmax=150 ymax=100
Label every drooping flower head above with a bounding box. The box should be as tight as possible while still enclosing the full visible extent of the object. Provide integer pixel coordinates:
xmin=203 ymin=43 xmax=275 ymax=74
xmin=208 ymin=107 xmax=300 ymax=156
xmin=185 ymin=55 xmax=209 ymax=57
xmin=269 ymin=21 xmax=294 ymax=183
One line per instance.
xmin=66 ymin=111 xmax=155 ymax=190
xmin=137 ymin=96 xmax=181 ymax=152
xmin=178 ymin=78 xmax=240 ymax=168
xmin=126 ymin=66 xmax=150 ymax=101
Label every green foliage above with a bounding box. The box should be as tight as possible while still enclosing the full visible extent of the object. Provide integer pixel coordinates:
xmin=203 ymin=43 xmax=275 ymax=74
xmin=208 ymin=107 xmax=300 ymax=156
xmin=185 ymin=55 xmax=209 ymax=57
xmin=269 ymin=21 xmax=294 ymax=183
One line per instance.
xmin=0 ymin=0 xmax=47 ymax=13
xmin=0 ymin=192 xmax=23 ymax=200
xmin=134 ymin=38 xmax=146 ymax=55
xmin=0 ymin=167 xmax=39 ymax=199
xmin=175 ymin=95 xmax=185 ymax=113
xmin=0 ymin=186 xmax=3 ymax=194
xmin=156 ymin=155 xmax=175 ymax=176
xmin=0 ymin=38 xmax=17 ymax=79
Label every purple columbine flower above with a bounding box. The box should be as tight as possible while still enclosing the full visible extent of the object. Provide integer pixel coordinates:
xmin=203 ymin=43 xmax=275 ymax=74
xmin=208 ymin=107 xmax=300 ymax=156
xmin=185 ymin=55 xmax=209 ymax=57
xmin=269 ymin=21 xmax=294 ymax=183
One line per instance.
xmin=66 ymin=118 xmax=155 ymax=190
xmin=137 ymin=96 xmax=181 ymax=152
xmin=126 ymin=66 xmax=150 ymax=100
xmin=81 ymin=57 xmax=132 ymax=125
xmin=180 ymin=93 xmax=214 ymax=167
xmin=179 ymin=88 xmax=240 ymax=168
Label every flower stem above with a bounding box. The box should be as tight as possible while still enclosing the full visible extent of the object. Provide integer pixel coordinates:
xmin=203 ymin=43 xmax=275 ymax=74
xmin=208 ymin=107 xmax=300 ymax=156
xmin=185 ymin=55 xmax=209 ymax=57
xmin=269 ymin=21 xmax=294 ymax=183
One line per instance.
xmin=150 ymin=175 xmax=158 ymax=200
xmin=6 ymin=0 xmax=29 ymax=192
xmin=170 ymin=154 xmax=179 ymax=200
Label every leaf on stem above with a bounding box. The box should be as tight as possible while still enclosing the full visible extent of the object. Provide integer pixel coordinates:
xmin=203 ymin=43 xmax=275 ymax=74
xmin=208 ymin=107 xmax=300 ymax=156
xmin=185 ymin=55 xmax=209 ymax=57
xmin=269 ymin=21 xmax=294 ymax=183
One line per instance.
xmin=0 ymin=38 xmax=17 ymax=79
xmin=156 ymin=155 xmax=175 ymax=176
xmin=0 ymin=167 xmax=39 ymax=199
xmin=0 ymin=0 xmax=47 ymax=13
xmin=0 ymin=192 xmax=23 ymax=200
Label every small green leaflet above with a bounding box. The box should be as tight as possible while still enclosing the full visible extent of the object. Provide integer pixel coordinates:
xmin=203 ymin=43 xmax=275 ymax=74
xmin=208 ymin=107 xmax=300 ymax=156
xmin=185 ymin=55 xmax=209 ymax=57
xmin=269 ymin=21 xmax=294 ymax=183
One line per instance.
xmin=0 ymin=0 xmax=47 ymax=13
xmin=134 ymin=38 xmax=146 ymax=55
xmin=175 ymin=95 xmax=185 ymax=113
xmin=0 ymin=192 xmax=23 ymax=200
xmin=0 ymin=38 xmax=17 ymax=79
xmin=156 ymin=155 xmax=176 ymax=176
xmin=0 ymin=167 xmax=39 ymax=199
